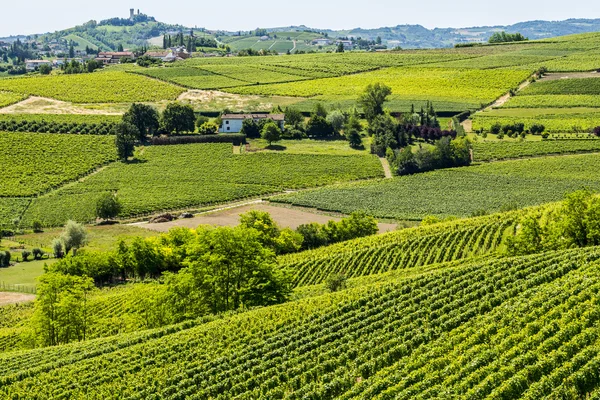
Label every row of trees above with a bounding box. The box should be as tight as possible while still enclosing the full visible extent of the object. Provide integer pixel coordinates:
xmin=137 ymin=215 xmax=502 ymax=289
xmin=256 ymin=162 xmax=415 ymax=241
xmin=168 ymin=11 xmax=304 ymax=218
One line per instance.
xmin=507 ymin=190 xmax=600 ymax=255
xmin=488 ymin=31 xmax=528 ymax=44
xmin=49 ymin=210 xmax=379 ymax=286
xmin=114 ymin=103 xmax=198 ymax=160
xmin=489 ymin=122 xmax=546 ymax=138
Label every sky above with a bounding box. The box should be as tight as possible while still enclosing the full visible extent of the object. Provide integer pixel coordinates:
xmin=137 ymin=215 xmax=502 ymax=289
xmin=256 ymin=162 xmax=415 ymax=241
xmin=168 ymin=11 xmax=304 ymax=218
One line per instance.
xmin=1 ymin=0 xmax=599 ymax=37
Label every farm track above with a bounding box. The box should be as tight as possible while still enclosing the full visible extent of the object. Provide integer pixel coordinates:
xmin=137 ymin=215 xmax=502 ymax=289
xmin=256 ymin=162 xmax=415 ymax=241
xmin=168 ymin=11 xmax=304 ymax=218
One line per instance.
xmin=379 ymin=157 xmax=393 ymax=179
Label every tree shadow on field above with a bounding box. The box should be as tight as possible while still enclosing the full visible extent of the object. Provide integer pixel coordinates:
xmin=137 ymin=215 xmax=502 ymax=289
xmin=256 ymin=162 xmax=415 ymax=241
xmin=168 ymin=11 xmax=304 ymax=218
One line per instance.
xmin=265 ymin=145 xmax=287 ymax=151
xmin=125 ymin=158 xmax=148 ymax=164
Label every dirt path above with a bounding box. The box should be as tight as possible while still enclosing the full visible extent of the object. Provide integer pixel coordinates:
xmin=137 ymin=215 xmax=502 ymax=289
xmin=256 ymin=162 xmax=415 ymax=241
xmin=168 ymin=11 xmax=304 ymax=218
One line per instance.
xmin=486 ymin=79 xmax=532 ymax=110
xmin=138 ymin=202 xmax=398 ymax=233
xmin=0 ymin=292 xmax=35 ymax=306
xmin=379 ymin=157 xmax=393 ymax=179
xmin=461 ymin=119 xmax=473 ymax=133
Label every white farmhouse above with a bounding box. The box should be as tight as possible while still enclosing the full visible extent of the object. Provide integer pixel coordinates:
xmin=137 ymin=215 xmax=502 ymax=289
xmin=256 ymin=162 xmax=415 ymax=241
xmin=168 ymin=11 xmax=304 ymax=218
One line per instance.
xmin=25 ymin=60 xmax=52 ymax=71
xmin=220 ymin=114 xmax=285 ymax=133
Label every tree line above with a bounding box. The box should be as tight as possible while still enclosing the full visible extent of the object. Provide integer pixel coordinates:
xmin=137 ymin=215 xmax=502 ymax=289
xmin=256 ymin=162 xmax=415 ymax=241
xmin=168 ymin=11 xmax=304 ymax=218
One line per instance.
xmin=31 ymin=210 xmax=378 ymax=346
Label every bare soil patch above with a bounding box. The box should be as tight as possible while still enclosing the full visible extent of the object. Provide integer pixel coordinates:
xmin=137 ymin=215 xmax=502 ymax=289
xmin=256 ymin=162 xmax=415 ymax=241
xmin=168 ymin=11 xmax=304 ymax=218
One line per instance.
xmin=177 ymin=90 xmax=301 ymax=112
xmin=0 ymin=96 xmax=124 ymax=115
xmin=141 ymin=203 xmax=398 ymax=233
xmin=0 ymin=292 xmax=35 ymax=306
xmin=538 ymin=72 xmax=599 ymax=82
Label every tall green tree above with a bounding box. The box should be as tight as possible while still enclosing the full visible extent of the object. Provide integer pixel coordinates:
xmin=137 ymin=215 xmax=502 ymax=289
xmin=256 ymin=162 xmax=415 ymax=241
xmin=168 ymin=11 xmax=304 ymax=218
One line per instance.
xmin=95 ymin=192 xmax=122 ymax=221
xmin=114 ymin=121 xmax=139 ymax=161
xmin=359 ymin=83 xmax=392 ymax=122
xmin=261 ymin=121 xmax=282 ymax=145
xmin=161 ymin=103 xmax=196 ymax=134
xmin=168 ymin=226 xmax=291 ymax=315
xmin=32 ymin=273 xmax=95 ymax=346
xmin=123 ymin=103 xmax=160 ymax=139
xmin=60 ymin=220 xmax=88 ymax=256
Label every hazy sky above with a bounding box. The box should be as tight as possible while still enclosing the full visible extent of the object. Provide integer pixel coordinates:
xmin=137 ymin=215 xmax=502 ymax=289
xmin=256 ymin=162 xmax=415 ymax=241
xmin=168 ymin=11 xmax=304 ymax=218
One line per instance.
xmin=2 ymin=0 xmax=599 ymax=37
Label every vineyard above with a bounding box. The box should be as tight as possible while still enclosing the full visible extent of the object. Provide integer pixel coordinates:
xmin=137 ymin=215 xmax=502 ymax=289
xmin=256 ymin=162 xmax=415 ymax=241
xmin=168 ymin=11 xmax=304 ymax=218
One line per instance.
xmin=8 ymin=142 xmax=383 ymax=227
xmin=471 ymin=107 xmax=600 ymax=133
xmin=0 ymin=72 xmax=184 ymax=103
xmin=224 ymin=67 xmax=532 ymax=105
xmin=281 ymin=212 xmax=517 ymax=286
xmin=472 ymin=139 xmax=600 ymax=161
xmin=0 ymin=132 xmax=116 ymax=197
xmin=0 ymin=91 xmax=26 ymax=108
xmin=0 ymin=283 xmax=170 ymax=353
xmin=271 ymin=153 xmax=600 ymax=220
xmin=2 ymin=246 xmax=600 ymax=398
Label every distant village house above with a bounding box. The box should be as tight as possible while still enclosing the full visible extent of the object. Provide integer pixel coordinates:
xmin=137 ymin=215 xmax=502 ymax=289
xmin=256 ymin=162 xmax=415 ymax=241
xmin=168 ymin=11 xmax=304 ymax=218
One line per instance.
xmin=220 ymin=114 xmax=285 ymax=133
xmin=144 ymin=46 xmax=190 ymax=62
xmin=25 ymin=60 xmax=52 ymax=71
xmin=95 ymin=51 xmax=136 ymax=65
xmin=312 ymin=38 xmax=332 ymax=46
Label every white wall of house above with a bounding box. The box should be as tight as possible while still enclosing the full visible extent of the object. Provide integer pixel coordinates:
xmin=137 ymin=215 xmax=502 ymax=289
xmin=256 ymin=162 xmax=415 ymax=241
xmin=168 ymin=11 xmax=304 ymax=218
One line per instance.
xmin=220 ymin=119 xmax=244 ymax=133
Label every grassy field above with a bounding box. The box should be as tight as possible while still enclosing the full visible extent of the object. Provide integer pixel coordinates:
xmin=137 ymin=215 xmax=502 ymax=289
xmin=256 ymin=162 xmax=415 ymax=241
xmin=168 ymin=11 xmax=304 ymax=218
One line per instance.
xmin=271 ymin=153 xmax=600 ymax=220
xmin=246 ymin=138 xmax=372 ymax=155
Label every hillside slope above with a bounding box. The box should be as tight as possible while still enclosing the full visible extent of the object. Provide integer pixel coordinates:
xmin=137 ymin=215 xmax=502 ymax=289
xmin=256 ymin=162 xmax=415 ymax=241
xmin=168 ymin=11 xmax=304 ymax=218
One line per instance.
xmin=2 ymin=247 xmax=600 ymax=398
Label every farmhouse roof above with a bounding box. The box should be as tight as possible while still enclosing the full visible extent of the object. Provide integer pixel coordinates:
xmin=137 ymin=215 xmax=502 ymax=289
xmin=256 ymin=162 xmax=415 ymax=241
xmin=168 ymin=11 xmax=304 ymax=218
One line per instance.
xmin=98 ymin=51 xmax=135 ymax=57
xmin=222 ymin=113 xmax=285 ymax=121
xmin=144 ymin=51 xmax=169 ymax=57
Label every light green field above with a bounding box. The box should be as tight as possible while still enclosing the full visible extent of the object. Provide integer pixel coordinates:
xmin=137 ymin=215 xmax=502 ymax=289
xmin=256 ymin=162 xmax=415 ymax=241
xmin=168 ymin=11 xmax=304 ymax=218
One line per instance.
xmin=271 ymin=153 xmax=600 ymax=220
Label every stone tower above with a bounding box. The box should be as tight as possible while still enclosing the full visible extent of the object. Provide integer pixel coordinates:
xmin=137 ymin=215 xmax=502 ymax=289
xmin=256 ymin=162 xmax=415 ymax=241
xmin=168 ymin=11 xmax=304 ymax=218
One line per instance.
xmin=130 ymin=9 xmax=134 ymax=20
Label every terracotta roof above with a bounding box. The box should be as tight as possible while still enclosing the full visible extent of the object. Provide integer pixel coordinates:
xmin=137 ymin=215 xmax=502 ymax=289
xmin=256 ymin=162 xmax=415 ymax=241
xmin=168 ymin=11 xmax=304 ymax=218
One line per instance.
xmin=221 ymin=114 xmax=285 ymax=121
xmin=144 ymin=51 xmax=168 ymax=57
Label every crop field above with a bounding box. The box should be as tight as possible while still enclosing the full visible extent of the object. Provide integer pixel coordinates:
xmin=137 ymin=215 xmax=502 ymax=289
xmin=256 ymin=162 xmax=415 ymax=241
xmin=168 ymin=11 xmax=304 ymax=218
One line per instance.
xmin=271 ymin=153 xmax=600 ymax=220
xmin=14 ymin=143 xmax=383 ymax=227
xmin=0 ymin=92 xmax=26 ymax=108
xmin=226 ymin=67 xmax=532 ymax=105
xmin=0 ymin=72 xmax=185 ymax=103
xmin=2 ymin=246 xmax=600 ymax=398
xmin=0 ymin=132 xmax=116 ymax=197
xmin=472 ymin=107 xmax=600 ymax=132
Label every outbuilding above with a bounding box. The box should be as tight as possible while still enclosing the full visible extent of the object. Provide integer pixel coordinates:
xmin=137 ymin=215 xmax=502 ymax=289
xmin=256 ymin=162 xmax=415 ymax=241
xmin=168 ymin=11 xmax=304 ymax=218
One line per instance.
xmin=220 ymin=114 xmax=285 ymax=133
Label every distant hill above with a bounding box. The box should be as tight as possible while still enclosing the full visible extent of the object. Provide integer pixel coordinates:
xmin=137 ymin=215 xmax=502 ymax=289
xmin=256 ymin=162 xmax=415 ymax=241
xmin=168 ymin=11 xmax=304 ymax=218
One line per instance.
xmin=267 ymin=18 xmax=600 ymax=48
xmin=3 ymin=15 xmax=600 ymax=50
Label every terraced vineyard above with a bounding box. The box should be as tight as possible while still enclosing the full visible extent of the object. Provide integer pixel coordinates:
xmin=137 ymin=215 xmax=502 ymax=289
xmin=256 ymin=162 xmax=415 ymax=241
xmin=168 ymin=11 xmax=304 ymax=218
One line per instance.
xmin=281 ymin=213 xmax=516 ymax=286
xmin=2 ymin=246 xmax=600 ymax=398
xmin=271 ymin=153 xmax=600 ymax=220
xmin=12 ymin=142 xmax=383 ymax=227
